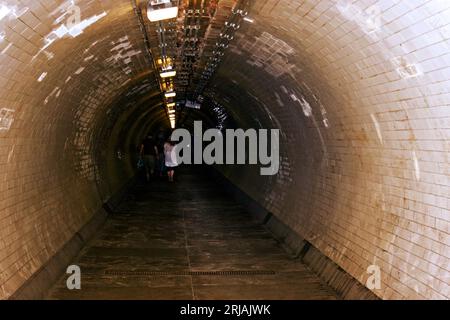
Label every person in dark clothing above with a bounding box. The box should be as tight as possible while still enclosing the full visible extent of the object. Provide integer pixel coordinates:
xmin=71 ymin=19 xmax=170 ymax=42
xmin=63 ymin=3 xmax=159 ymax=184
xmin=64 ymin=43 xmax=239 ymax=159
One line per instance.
xmin=156 ymin=130 xmax=166 ymax=177
xmin=156 ymin=141 xmax=165 ymax=177
xmin=140 ymin=135 xmax=158 ymax=182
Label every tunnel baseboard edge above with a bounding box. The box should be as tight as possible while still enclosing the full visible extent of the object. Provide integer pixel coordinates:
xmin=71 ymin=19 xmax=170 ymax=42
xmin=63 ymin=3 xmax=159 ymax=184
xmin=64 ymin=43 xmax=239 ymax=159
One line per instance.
xmin=8 ymin=167 xmax=379 ymax=300
xmin=209 ymin=167 xmax=380 ymax=300
xmin=8 ymin=177 xmax=137 ymax=300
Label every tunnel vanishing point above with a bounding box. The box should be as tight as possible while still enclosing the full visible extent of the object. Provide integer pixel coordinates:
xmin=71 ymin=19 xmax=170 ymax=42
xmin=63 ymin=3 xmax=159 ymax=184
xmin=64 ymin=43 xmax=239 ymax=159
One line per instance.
xmin=0 ymin=0 xmax=449 ymax=301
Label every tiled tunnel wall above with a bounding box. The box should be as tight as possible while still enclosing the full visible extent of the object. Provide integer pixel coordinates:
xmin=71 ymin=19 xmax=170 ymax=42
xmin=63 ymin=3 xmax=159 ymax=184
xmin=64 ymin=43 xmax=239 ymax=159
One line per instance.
xmin=0 ymin=0 xmax=168 ymax=298
xmin=0 ymin=0 xmax=449 ymax=300
xmin=211 ymin=0 xmax=450 ymax=299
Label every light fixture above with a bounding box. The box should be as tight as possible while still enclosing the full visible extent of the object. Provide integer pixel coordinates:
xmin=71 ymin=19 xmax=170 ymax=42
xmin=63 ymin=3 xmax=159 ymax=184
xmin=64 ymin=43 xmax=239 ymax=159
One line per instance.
xmin=157 ymin=57 xmax=173 ymax=66
xmin=165 ymin=91 xmax=176 ymax=98
xmin=160 ymin=70 xmax=176 ymax=78
xmin=166 ymin=102 xmax=176 ymax=108
xmin=147 ymin=0 xmax=179 ymax=22
xmin=161 ymin=81 xmax=174 ymax=91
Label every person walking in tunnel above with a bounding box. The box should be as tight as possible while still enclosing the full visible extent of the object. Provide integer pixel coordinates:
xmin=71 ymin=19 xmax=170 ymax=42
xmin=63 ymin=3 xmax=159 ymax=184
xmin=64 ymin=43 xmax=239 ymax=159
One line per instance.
xmin=140 ymin=134 xmax=159 ymax=182
xmin=156 ymin=130 xmax=166 ymax=178
xmin=164 ymin=137 xmax=179 ymax=183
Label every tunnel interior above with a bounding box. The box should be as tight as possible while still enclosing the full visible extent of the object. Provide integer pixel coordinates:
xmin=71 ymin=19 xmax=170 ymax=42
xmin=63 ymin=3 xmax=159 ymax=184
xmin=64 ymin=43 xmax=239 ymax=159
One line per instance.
xmin=0 ymin=0 xmax=449 ymax=300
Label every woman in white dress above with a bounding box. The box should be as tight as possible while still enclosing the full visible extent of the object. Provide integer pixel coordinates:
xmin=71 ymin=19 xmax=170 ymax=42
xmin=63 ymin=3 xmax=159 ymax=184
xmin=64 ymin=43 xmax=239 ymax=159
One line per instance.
xmin=164 ymin=138 xmax=178 ymax=182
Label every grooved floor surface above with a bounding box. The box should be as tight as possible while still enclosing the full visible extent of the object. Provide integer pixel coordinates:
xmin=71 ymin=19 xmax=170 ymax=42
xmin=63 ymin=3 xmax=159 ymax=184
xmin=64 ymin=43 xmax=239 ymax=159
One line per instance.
xmin=47 ymin=168 xmax=339 ymax=300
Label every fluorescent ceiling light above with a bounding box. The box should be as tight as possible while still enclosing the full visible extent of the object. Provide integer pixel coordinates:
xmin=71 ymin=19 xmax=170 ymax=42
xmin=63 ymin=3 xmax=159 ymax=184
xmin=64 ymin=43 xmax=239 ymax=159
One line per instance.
xmin=147 ymin=1 xmax=178 ymax=22
xmin=160 ymin=70 xmax=176 ymax=78
xmin=165 ymin=91 xmax=176 ymax=98
xmin=166 ymin=102 xmax=176 ymax=108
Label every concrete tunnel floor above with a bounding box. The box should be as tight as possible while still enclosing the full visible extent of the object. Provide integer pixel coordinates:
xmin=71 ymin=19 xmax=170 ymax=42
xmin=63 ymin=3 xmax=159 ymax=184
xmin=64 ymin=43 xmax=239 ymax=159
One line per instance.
xmin=46 ymin=166 xmax=339 ymax=300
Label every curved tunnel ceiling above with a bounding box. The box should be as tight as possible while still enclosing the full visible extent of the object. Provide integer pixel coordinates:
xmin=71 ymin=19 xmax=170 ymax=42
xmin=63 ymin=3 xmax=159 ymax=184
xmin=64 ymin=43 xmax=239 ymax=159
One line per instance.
xmin=0 ymin=0 xmax=449 ymax=300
